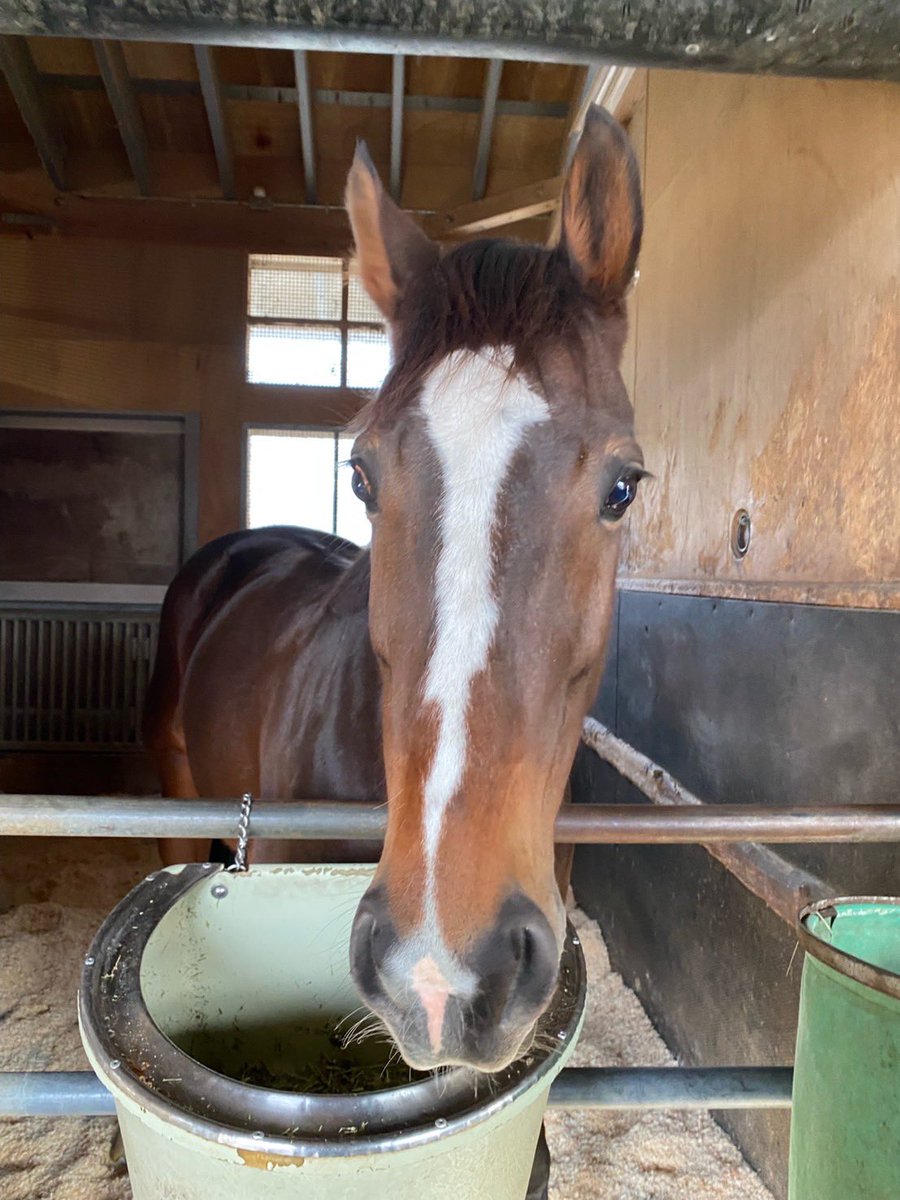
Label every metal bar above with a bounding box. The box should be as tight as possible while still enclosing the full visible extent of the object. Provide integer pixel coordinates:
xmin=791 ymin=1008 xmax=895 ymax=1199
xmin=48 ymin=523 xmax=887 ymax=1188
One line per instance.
xmin=93 ymin=39 xmax=151 ymax=196
xmin=293 ymin=49 xmax=317 ymax=205
xmin=38 ymin=74 xmax=571 ymax=118
xmin=0 ymin=36 xmax=67 ymax=190
xmin=0 ymin=1067 xmax=793 ymax=1118
xmin=548 ymin=1067 xmax=793 ymax=1110
xmin=389 ymin=54 xmax=405 ymax=201
xmin=581 ymin=716 xmax=831 ymax=924
xmin=2 ymin=2 xmax=897 ymax=82
xmin=0 ymin=795 xmax=898 ymax=843
xmin=472 ymin=58 xmax=503 ymax=202
xmin=194 ymin=44 xmax=236 ymax=200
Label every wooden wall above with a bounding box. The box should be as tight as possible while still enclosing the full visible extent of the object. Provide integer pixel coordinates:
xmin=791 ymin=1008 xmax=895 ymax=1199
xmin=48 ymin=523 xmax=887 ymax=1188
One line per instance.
xmin=623 ymin=71 xmax=900 ymax=610
xmin=0 ymin=236 xmax=364 ymax=546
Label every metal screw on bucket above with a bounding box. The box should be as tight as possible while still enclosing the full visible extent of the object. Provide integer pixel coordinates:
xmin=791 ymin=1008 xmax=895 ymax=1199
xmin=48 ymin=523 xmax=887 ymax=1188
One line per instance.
xmin=211 ymin=884 xmax=228 ymax=900
xmin=227 ymin=793 xmax=253 ymax=873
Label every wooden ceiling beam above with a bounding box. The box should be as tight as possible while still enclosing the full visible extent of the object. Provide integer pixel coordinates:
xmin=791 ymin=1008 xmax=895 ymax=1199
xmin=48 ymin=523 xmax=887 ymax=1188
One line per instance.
xmin=429 ymin=175 xmax=563 ymax=238
xmin=93 ymin=40 xmax=151 ymax=196
xmin=194 ymin=44 xmax=236 ymax=200
xmin=0 ymin=36 xmax=67 ymax=191
xmin=471 ymin=58 xmax=502 ymax=202
xmin=0 ymin=193 xmax=355 ymax=254
xmin=293 ymin=49 xmax=317 ymax=205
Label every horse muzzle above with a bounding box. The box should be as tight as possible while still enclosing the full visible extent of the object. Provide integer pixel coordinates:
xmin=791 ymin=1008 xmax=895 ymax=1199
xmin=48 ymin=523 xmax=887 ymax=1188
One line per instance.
xmin=349 ymin=887 xmax=562 ymax=1071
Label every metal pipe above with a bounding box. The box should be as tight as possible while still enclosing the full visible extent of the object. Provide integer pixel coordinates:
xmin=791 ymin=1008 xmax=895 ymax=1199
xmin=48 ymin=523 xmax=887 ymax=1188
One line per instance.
xmin=389 ymin=54 xmax=405 ymax=201
xmin=0 ymin=35 xmax=67 ymax=190
xmin=548 ymin=1067 xmax=793 ymax=1110
xmin=1 ymin=2 xmax=897 ymax=82
xmin=472 ymin=58 xmax=503 ymax=202
xmin=93 ymin=40 xmax=152 ymax=196
xmin=0 ymin=1067 xmax=793 ymax=1118
xmin=293 ymin=49 xmax=317 ymax=205
xmin=0 ymin=1071 xmax=116 ymax=1117
xmin=194 ymin=44 xmax=236 ymax=199
xmin=1 ymin=794 xmax=898 ymax=842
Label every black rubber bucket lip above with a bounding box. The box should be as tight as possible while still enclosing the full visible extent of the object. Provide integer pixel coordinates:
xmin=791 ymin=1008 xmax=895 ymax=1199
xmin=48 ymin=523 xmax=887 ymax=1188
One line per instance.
xmin=79 ymin=862 xmax=585 ymax=1159
xmin=797 ymin=895 xmax=900 ymax=1004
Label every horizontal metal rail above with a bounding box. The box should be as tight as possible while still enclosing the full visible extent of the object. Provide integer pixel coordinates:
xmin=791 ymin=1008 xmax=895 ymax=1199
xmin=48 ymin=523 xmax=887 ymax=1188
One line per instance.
xmin=0 ymin=1067 xmax=793 ymax=1118
xmin=1 ymin=795 xmax=899 ymax=843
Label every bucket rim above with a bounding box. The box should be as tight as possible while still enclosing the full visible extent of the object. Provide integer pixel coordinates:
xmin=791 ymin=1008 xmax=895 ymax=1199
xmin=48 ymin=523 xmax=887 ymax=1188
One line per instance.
xmin=79 ymin=862 xmax=585 ymax=1159
xmin=798 ymin=895 xmax=900 ymax=1003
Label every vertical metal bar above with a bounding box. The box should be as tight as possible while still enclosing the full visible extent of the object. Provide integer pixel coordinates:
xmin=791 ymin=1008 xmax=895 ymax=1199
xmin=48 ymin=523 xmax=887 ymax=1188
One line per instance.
xmin=0 ymin=616 xmax=8 ymax=742
xmin=11 ymin=620 xmax=20 ymax=742
xmin=22 ymin=618 xmax=32 ymax=743
xmin=111 ymin=621 xmax=121 ymax=745
xmin=389 ymin=54 xmax=405 ymax=201
xmin=472 ymin=58 xmax=503 ymax=202
xmin=0 ymin=36 xmax=67 ymax=190
xmin=61 ymin=620 xmax=71 ymax=743
xmin=124 ymin=621 xmax=135 ymax=743
xmin=293 ymin=50 xmax=317 ymax=205
xmin=99 ymin=620 xmax=109 ymax=744
xmin=36 ymin=618 xmax=45 ymax=744
xmin=93 ymin=40 xmax=152 ymax=196
xmin=48 ymin=619 xmax=57 ymax=742
xmin=86 ymin=622 xmax=96 ymax=745
xmin=194 ymin=44 xmax=236 ymax=200
xmin=73 ymin=621 xmax=83 ymax=743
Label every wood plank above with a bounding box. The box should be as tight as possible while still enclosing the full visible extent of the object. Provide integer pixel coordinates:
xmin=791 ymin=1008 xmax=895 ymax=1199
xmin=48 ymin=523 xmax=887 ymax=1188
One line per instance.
xmin=623 ymin=71 xmax=900 ymax=603
xmin=429 ymin=174 xmax=563 ymax=236
xmin=194 ymin=45 xmax=234 ymax=198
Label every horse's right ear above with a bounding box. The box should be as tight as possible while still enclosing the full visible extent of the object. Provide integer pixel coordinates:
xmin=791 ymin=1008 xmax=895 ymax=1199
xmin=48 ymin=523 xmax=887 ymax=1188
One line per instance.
xmin=558 ymin=106 xmax=643 ymax=308
xmin=345 ymin=142 xmax=439 ymax=321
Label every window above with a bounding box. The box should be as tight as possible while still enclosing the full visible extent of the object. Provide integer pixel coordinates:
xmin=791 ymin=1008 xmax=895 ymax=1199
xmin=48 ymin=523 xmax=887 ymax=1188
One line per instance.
xmin=244 ymin=427 xmax=371 ymax=547
xmin=246 ymin=254 xmax=390 ymax=389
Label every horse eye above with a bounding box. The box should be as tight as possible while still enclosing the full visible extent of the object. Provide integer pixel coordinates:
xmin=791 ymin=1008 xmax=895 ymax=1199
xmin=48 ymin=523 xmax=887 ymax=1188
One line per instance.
xmin=351 ymin=463 xmax=374 ymax=506
xmin=602 ymin=472 xmax=640 ymax=520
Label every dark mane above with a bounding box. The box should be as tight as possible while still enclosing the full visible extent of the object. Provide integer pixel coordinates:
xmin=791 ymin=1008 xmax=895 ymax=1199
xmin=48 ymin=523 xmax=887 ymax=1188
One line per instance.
xmin=367 ymin=238 xmax=596 ymax=424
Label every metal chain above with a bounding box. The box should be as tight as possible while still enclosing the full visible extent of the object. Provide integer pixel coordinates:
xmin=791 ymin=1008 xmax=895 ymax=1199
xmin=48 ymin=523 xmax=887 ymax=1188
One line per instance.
xmin=227 ymin=792 xmax=253 ymax=873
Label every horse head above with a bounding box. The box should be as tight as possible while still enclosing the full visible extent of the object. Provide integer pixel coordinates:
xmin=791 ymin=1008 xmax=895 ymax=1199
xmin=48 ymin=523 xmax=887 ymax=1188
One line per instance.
xmin=345 ymin=108 xmax=644 ymax=1071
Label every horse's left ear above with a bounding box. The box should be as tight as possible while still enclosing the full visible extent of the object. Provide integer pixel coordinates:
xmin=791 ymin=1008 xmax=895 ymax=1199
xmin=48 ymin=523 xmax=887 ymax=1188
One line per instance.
xmin=345 ymin=141 xmax=439 ymax=321
xmin=558 ymin=106 xmax=643 ymax=307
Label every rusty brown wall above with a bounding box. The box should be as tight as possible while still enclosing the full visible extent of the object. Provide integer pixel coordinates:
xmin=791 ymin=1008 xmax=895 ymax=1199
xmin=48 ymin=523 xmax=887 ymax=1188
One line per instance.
xmin=0 ymin=237 xmax=363 ymax=547
xmin=623 ymin=71 xmax=900 ymax=610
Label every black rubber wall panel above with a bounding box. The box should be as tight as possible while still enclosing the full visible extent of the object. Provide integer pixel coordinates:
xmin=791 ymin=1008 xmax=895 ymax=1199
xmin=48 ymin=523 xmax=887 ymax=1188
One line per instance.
xmin=571 ymin=591 xmax=900 ymax=1197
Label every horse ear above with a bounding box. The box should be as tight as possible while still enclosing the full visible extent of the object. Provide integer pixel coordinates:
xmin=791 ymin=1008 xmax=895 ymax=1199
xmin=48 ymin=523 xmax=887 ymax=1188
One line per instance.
xmin=345 ymin=141 xmax=438 ymax=321
xmin=558 ymin=107 xmax=643 ymax=306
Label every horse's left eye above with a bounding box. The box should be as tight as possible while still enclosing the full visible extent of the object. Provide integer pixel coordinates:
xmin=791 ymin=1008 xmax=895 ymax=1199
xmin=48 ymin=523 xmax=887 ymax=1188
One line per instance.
xmin=351 ymin=463 xmax=374 ymax=506
xmin=602 ymin=472 xmax=640 ymax=520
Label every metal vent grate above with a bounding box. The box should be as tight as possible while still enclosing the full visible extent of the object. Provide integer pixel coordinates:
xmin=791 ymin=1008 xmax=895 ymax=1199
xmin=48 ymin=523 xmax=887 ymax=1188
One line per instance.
xmin=0 ymin=608 xmax=159 ymax=749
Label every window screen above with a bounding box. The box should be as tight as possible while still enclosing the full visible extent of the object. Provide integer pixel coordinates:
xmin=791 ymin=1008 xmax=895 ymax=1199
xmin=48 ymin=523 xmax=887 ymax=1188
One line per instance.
xmin=246 ymin=254 xmax=389 ymax=390
xmin=245 ymin=428 xmax=370 ymax=547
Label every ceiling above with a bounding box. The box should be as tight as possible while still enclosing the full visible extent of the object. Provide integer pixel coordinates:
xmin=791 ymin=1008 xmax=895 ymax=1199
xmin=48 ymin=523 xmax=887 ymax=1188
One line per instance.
xmin=0 ymin=37 xmax=642 ymax=249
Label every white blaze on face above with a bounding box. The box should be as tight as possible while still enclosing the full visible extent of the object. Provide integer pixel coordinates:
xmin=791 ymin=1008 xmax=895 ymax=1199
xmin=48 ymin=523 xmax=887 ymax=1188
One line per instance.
xmin=419 ymin=348 xmax=550 ymax=896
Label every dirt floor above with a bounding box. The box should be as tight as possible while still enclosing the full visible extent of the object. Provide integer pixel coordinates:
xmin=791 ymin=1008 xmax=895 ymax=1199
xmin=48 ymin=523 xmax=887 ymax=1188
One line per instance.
xmin=0 ymin=838 xmax=774 ymax=1200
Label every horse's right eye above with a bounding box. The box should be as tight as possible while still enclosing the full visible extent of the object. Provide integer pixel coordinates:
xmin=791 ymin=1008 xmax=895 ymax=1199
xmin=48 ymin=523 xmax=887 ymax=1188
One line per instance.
xmin=351 ymin=462 xmax=375 ymax=506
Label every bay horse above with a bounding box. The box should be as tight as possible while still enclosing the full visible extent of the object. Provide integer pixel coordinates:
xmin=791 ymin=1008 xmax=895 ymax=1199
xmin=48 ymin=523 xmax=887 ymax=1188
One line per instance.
xmin=145 ymin=106 xmax=643 ymax=1134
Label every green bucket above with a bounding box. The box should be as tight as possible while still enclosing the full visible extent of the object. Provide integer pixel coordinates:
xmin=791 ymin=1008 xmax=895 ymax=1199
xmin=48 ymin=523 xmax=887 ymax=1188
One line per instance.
xmin=789 ymin=897 xmax=900 ymax=1200
xmin=79 ymin=863 xmax=585 ymax=1200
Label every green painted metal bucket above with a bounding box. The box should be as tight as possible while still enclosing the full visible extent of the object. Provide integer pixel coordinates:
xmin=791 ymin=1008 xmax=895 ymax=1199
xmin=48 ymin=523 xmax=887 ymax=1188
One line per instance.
xmin=79 ymin=863 xmax=585 ymax=1200
xmin=789 ymin=896 xmax=900 ymax=1200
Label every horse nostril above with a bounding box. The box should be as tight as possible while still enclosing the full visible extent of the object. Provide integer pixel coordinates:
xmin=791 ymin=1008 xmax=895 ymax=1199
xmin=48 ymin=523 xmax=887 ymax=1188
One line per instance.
xmin=511 ymin=924 xmax=536 ymax=969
